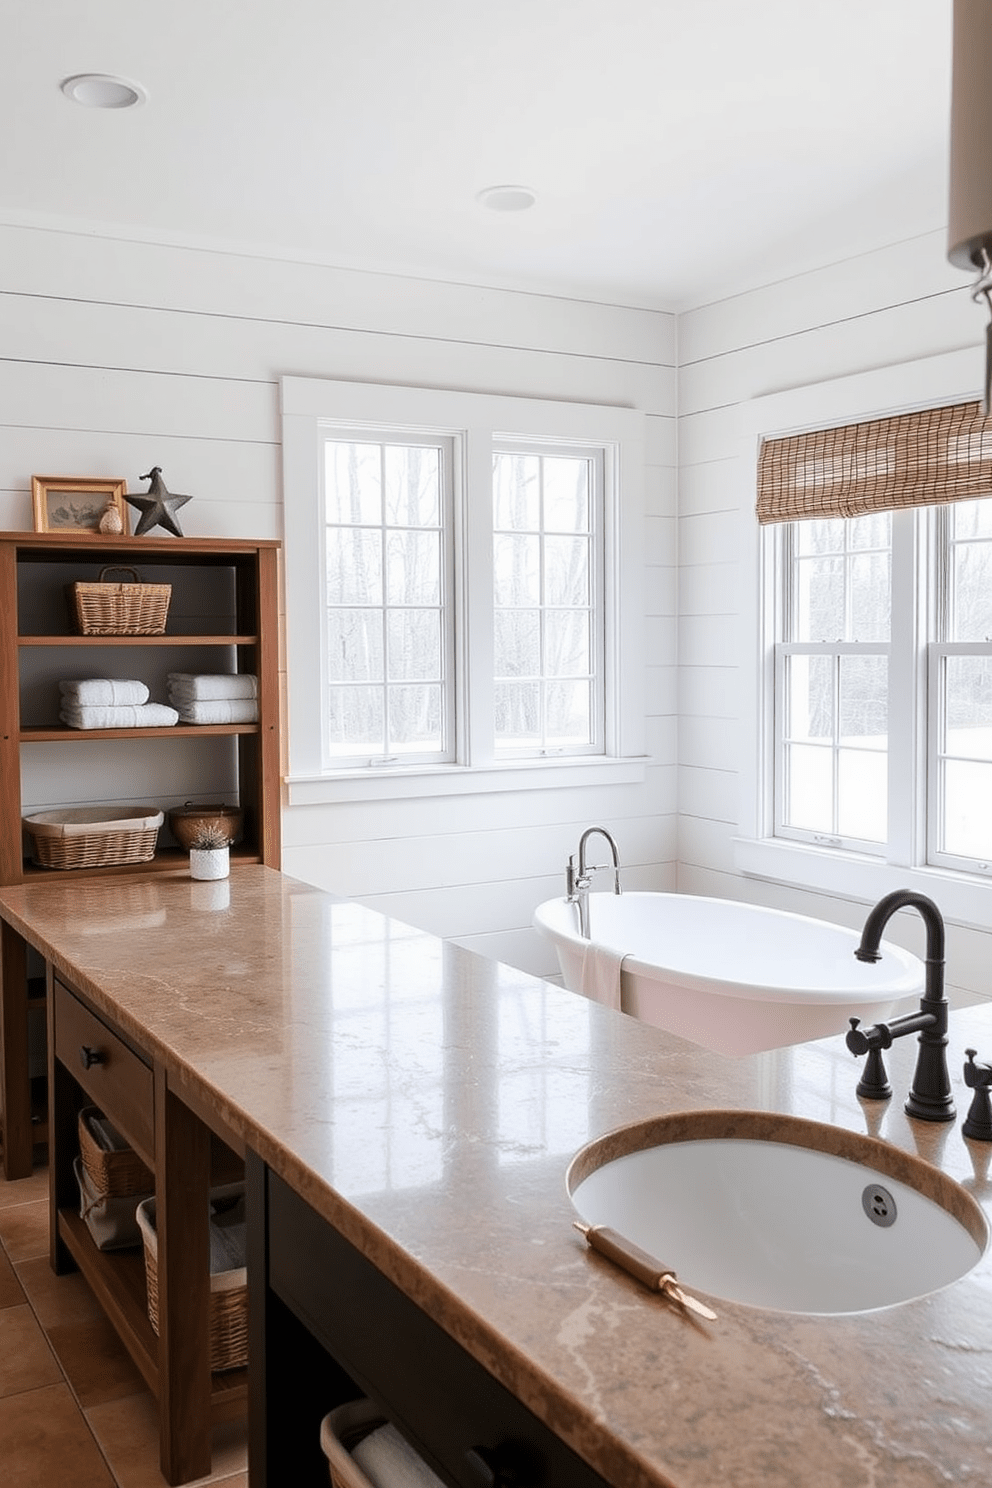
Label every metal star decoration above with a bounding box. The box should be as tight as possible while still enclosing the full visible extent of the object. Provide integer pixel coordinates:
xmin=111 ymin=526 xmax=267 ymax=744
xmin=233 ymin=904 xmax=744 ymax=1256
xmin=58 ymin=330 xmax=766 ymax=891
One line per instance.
xmin=126 ymin=467 xmax=193 ymax=537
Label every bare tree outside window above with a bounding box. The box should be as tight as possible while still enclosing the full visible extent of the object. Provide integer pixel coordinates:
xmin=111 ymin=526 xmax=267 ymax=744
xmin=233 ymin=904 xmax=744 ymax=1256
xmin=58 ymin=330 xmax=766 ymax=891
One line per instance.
xmin=493 ymin=451 xmax=597 ymax=754
xmin=324 ymin=439 xmax=447 ymax=762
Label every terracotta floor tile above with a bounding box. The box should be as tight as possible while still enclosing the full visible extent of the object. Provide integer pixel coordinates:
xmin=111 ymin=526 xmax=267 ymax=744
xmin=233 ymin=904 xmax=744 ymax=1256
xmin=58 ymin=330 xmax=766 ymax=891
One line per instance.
xmin=0 ymin=1304 xmax=62 ymax=1398
xmin=16 ymin=1253 xmax=104 ymax=1328
xmin=0 ymin=1381 xmax=115 ymax=1488
xmin=46 ymin=1312 xmax=147 ymax=1408
xmin=0 ymin=1165 xmax=49 ymax=1210
xmin=86 ymin=1390 xmax=248 ymax=1488
xmin=0 ymin=1241 xmax=26 ymax=1309
xmin=0 ymin=1198 xmax=49 ymax=1262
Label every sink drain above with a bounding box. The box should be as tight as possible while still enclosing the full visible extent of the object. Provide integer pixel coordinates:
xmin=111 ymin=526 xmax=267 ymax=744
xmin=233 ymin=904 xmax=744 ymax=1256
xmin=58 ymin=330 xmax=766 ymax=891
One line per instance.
xmin=862 ymin=1182 xmax=897 ymax=1228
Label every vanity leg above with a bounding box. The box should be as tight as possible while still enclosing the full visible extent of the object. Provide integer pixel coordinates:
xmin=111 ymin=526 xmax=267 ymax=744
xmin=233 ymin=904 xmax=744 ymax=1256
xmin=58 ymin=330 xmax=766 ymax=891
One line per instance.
xmin=156 ymin=1073 xmax=212 ymax=1485
xmin=0 ymin=920 xmax=32 ymax=1179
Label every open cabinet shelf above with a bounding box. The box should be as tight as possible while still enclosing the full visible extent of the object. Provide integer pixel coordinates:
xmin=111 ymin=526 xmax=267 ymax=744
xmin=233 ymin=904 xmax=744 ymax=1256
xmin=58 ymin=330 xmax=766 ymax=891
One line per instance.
xmin=0 ymin=531 xmax=281 ymax=887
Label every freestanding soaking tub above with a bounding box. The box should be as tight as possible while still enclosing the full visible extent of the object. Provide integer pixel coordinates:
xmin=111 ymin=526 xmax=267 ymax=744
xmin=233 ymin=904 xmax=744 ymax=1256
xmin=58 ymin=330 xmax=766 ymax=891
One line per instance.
xmin=532 ymin=891 xmax=925 ymax=1055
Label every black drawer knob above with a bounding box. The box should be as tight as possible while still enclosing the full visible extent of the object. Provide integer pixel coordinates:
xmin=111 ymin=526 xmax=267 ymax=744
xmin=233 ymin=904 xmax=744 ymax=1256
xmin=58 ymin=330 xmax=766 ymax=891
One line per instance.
xmin=79 ymin=1045 xmax=106 ymax=1070
xmin=465 ymin=1441 xmax=542 ymax=1487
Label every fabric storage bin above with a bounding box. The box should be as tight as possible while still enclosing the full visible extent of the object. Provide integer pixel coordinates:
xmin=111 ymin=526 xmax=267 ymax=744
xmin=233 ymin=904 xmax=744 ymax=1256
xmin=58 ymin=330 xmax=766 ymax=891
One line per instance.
xmin=75 ymin=1108 xmax=153 ymax=1250
xmin=320 ymin=1399 xmax=446 ymax=1488
xmin=74 ymin=1157 xmax=149 ymax=1251
xmin=136 ymin=1183 xmax=248 ymax=1372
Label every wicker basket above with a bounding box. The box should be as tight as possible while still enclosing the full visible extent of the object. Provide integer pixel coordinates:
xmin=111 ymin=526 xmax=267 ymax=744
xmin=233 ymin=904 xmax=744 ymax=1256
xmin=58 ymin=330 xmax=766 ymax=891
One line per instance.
xmin=23 ymin=806 xmax=163 ymax=870
xmin=319 ymin=1400 xmax=446 ymax=1488
xmin=136 ymin=1184 xmax=248 ymax=1373
xmin=78 ymin=1106 xmax=153 ymax=1197
xmin=68 ymin=565 xmax=171 ymax=636
xmin=319 ymin=1401 xmax=388 ymax=1488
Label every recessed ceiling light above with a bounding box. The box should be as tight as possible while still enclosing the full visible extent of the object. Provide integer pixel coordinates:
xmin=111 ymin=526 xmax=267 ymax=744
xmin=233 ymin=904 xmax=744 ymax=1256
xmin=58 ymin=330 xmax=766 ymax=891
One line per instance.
xmin=60 ymin=74 xmax=147 ymax=110
xmin=477 ymin=185 xmax=537 ymax=213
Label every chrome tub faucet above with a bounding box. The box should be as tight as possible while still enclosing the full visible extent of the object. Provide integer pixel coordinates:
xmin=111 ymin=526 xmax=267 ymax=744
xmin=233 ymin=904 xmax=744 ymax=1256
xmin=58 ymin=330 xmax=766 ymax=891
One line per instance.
xmin=566 ymin=826 xmax=622 ymax=939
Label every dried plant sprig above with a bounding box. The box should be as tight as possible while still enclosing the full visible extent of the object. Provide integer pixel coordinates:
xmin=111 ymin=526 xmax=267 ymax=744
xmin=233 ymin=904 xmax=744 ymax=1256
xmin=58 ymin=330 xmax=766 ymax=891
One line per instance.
xmin=188 ymin=822 xmax=232 ymax=851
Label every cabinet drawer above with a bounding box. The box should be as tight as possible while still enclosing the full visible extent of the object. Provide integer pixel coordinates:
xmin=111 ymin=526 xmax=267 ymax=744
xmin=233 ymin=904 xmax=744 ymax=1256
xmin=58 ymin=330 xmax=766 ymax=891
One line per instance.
xmin=54 ymin=979 xmax=154 ymax=1167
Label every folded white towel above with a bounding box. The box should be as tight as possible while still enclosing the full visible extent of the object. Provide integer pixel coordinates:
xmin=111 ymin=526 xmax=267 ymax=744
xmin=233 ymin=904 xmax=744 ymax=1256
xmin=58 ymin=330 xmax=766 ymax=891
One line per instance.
xmin=167 ymin=672 xmax=258 ymax=701
xmin=170 ymin=698 xmax=258 ymax=725
xmin=578 ymin=941 xmax=627 ymax=1011
xmin=59 ymin=678 xmax=150 ymax=706
xmin=352 ymin=1423 xmax=446 ymax=1488
xmin=60 ymin=703 xmax=180 ymax=729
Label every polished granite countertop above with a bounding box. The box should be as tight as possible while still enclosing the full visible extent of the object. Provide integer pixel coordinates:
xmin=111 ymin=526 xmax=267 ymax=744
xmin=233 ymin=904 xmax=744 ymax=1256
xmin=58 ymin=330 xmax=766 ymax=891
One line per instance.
xmin=2 ymin=866 xmax=992 ymax=1488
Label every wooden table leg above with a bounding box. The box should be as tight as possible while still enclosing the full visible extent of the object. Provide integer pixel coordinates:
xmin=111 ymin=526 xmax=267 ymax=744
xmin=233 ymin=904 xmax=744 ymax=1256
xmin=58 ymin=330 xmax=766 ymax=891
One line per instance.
xmin=0 ymin=920 xmax=32 ymax=1180
xmin=156 ymin=1070 xmax=212 ymax=1485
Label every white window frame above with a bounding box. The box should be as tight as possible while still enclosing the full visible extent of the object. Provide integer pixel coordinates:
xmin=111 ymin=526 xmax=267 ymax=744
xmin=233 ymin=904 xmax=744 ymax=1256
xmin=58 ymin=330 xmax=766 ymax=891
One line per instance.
xmin=282 ymin=376 xmax=647 ymax=805
xmin=734 ymin=346 xmax=992 ymax=929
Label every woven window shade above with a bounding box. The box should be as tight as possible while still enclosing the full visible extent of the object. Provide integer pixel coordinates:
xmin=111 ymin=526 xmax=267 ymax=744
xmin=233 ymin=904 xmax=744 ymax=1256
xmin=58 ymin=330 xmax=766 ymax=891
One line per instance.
xmin=757 ymin=401 xmax=992 ymax=524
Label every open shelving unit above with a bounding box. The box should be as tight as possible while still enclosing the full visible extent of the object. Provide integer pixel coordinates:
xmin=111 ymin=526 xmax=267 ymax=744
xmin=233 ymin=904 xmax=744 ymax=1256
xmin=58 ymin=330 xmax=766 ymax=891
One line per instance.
xmin=0 ymin=530 xmax=281 ymax=885
xmin=0 ymin=530 xmax=280 ymax=1178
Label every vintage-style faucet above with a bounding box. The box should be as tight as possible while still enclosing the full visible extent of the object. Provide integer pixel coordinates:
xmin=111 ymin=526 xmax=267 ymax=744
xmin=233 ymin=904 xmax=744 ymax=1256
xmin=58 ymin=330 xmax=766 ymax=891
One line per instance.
xmin=845 ymin=890 xmax=955 ymax=1122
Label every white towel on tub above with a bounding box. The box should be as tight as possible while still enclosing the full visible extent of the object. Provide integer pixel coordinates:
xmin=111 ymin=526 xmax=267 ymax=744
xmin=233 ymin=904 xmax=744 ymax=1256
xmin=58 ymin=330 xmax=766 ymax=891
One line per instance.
xmin=579 ymin=941 xmax=626 ymax=1010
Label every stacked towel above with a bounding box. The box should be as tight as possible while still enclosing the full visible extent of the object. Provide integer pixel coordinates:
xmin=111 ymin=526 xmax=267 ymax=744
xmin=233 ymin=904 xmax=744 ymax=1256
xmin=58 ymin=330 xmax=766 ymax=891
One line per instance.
xmin=208 ymin=1192 xmax=246 ymax=1275
xmin=167 ymin=673 xmax=258 ymax=700
xmin=60 ymin=703 xmax=180 ymax=730
xmin=167 ymin=673 xmax=258 ymax=724
xmin=59 ymin=679 xmax=149 ymax=706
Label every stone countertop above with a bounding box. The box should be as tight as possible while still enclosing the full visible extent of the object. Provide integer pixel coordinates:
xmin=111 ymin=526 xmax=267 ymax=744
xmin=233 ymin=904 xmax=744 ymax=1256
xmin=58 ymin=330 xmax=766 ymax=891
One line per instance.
xmin=2 ymin=867 xmax=992 ymax=1488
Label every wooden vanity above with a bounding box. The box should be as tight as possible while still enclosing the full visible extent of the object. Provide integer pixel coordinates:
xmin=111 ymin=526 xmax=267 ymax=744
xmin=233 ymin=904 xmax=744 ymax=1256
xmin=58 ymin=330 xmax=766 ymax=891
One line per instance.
xmin=2 ymin=867 xmax=992 ymax=1488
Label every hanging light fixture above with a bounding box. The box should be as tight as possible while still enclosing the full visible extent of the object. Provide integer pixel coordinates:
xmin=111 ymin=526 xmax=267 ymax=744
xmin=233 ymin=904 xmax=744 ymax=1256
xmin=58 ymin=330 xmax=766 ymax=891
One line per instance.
xmin=948 ymin=0 xmax=992 ymax=413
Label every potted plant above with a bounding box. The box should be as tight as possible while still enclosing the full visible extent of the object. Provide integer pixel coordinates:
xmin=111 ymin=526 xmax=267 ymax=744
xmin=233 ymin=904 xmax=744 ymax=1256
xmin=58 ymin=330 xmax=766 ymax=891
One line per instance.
xmin=187 ymin=822 xmax=233 ymax=881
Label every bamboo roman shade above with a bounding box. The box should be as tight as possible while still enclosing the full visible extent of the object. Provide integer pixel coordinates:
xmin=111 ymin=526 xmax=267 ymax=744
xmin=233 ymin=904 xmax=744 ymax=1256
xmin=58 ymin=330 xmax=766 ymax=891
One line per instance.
xmin=756 ymin=401 xmax=992 ymax=524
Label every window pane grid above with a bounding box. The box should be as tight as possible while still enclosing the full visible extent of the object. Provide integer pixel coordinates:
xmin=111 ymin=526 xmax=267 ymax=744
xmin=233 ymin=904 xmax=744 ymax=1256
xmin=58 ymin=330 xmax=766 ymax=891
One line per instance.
xmin=324 ymin=438 xmax=449 ymax=764
xmin=493 ymin=449 xmax=599 ymax=755
xmin=778 ymin=647 xmax=888 ymax=846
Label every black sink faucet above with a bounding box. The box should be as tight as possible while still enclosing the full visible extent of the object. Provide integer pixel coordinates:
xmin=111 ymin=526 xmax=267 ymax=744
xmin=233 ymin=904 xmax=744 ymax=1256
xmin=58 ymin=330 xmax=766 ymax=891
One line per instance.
xmin=845 ymin=890 xmax=955 ymax=1123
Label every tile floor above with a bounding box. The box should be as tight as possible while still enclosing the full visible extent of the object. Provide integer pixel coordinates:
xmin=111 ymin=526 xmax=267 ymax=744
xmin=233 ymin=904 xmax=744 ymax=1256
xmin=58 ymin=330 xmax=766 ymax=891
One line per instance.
xmin=0 ymin=1155 xmax=248 ymax=1487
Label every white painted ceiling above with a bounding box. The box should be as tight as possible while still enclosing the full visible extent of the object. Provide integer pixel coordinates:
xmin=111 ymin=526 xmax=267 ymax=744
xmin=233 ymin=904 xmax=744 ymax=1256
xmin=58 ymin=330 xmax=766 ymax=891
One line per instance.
xmin=0 ymin=0 xmax=954 ymax=309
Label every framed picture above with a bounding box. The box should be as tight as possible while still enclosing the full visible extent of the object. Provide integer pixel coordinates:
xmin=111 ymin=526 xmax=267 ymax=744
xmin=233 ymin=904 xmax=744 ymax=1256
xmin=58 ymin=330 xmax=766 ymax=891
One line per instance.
xmin=31 ymin=476 xmax=130 ymax=535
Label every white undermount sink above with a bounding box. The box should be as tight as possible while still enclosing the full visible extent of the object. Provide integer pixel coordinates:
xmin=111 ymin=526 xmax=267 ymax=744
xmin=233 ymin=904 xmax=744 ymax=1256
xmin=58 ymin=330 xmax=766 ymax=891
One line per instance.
xmin=567 ymin=1111 xmax=987 ymax=1315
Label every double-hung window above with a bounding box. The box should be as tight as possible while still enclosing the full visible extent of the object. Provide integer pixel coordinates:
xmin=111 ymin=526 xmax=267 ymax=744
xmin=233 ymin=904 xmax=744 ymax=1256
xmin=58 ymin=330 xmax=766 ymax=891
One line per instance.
xmin=323 ymin=432 xmax=454 ymax=766
xmin=282 ymin=377 xmax=645 ymax=802
xmin=492 ymin=444 xmax=603 ymax=758
xmin=751 ymin=396 xmax=992 ymax=911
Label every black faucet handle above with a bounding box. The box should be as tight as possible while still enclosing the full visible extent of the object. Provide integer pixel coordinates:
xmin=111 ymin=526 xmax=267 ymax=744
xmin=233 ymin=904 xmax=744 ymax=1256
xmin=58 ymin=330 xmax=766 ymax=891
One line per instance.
xmin=846 ymin=1019 xmax=893 ymax=1101
xmin=963 ymin=1050 xmax=992 ymax=1142
xmin=964 ymin=1049 xmax=992 ymax=1090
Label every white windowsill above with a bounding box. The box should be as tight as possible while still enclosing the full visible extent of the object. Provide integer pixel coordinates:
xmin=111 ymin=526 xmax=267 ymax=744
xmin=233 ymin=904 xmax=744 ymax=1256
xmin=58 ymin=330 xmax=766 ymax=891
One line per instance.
xmin=286 ymin=754 xmax=649 ymax=806
xmin=734 ymin=835 xmax=992 ymax=931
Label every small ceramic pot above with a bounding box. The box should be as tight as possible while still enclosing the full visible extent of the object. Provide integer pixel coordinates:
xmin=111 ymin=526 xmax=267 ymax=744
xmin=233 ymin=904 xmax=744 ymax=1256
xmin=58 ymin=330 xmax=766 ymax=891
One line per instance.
xmin=189 ymin=846 xmax=230 ymax=881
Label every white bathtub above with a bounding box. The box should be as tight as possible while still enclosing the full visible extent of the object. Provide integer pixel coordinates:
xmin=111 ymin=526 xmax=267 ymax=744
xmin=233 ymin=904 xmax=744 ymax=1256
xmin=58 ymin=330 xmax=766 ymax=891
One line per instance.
xmin=532 ymin=892 xmax=925 ymax=1056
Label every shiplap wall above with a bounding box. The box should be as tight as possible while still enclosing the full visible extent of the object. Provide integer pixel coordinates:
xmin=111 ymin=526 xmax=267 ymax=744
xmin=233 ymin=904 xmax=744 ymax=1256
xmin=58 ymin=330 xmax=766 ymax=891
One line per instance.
xmin=676 ymin=227 xmax=992 ymax=1002
xmin=0 ymin=222 xmax=677 ymax=976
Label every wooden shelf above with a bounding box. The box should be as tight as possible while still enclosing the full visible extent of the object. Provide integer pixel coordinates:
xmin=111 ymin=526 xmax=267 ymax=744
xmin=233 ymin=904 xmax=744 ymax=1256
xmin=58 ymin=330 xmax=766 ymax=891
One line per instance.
xmin=18 ymin=633 xmax=258 ymax=647
xmin=58 ymin=1208 xmax=247 ymax=1417
xmin=20 ymin=844 xmax=262 ymax=882
xmin=22 ymin=723 xmax=259 ymax=741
